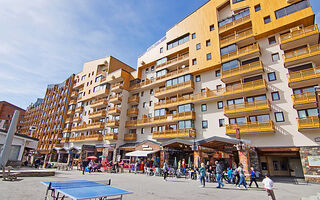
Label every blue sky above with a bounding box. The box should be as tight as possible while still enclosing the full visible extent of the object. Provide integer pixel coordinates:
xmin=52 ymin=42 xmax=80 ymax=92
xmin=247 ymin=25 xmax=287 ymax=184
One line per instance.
xmin=0 ymin=0 xmax=319 ymax=109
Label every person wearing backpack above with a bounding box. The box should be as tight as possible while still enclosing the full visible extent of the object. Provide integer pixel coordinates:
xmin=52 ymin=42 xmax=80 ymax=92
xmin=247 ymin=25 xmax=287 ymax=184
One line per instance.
xmin=215 ymin=161 xmax=224 ymax=188
xmin=163 ymin=160 xmax=169 ymax=181
xmin=249 ymin=167 xmax=259 ymax=188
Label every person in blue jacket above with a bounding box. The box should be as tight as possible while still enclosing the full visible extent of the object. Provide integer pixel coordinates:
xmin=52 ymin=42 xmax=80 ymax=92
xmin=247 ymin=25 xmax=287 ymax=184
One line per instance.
xmin=249 ymin=167 xmax=259 ymax=188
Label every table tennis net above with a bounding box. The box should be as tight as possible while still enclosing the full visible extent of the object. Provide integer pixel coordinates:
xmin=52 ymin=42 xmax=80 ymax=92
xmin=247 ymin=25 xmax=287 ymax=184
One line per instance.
xmin=48 ymin=181 xmax=105 ymax=189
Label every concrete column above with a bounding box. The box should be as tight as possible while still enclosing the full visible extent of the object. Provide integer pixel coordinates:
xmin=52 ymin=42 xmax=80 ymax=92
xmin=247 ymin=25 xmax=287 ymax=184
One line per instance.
xmin=42 ymin=154 xmax=48 ymax=168
xmin=57 ymin=152 xmax=61 ymax=163
xmin=67 ymin=153 xmax=71 ymax=165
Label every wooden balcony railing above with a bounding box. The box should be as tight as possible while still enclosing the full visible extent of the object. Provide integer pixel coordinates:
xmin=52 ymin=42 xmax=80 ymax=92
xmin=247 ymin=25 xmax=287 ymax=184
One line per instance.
xmin=106 ymin=119 xmax=119 ymax=127
xmin=88 ymin=110 xmax=106 ymax=118
xmin=109 ymin=95 xmax=122 ymax=102
xmin=279 ymin=25 xmax=319 ymax=44
xmin=297 ymin=116 xmax=320 ymax=130
xmin=69 ymin=134 xmax=103 ymax=142
xmin=224 ymin=99 xmax=270 ymax=115
xmin=127 ymin=108 xmax=139 ymax=116
xmin=155 ymin=80 xmax=194 ymax=96
xmin=124 ymin=133 xmax=137 ymax=141
xmin=72 ymin=122 xmax=104 ymax=131
xmin=284 ymin=44 xmax=320 ymax=63
xmin=287 ymin=67 xmax=320 ymax=83
xmin=108 ymin=107 xmax=121 ymax=115
xmin=292 ymin=91 xmax=316 ymax=106
xmin=128 ymin=95 xmax=140 ymax=104
xmin=105 ymin=133 xmax=118 ymax=140
xmin=156 ymin=52 xmax=189 ymax=69
xmin=219 ymin=14 xmax=250 ymax=33
xmin=226 ymin=120 xmax=275 ymax=134
xmin=221 ymin=43 xmax=260 ymax=62
xmin=152 ymin=128 xmax=196 ymax=139
xmin=75 ymin=107 xmax=83 ymax=113
xmin=220 ymin=29 xmax=253 ymax=46
xmin=91 ymin=99 xmax=108 ymax=107
xmin=221 ymin=61 xmax=263 ymax=80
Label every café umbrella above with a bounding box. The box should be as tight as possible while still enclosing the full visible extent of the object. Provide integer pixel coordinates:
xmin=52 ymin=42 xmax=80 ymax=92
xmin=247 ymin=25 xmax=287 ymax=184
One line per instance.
xmin=87 ymin=156 xmax=97 ymax=159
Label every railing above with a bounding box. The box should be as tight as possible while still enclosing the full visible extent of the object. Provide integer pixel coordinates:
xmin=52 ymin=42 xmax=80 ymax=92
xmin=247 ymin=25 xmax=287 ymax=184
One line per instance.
xmin=128 ymin=95 xmax=140 ymax=103
xmin=106 ymin=119 xmax=120 ymax=127
xmin=284 ymin=44 xmax=320 ymax=62
xmin=111 ymin=83 xmax=123 ymax=90
xmin=287 ymin=67 xmax=320 ymax=83
xmin=224 ymin=99 xmax=270 ymax=115
xmin=62 ymin=127 xmax=72 ymax=132
xmin=154 ymin=79 xmax=266 ymax=108
xmin=297 ymin=116 xmax=320 ymax=129
xmin=88 ymin=110 xmax=106 ymax=118
xmin=221 ymin=43 xmax=259 ymax=62
xmin=226 ymin=120 xmax=275 ymax=134
xmin=108 ymin=107 xmax=121 ymax=114
xmin=91 ymin=99 xmax=108 ymax=107
xmin=105 ymin=133 xmax=118 ymax=140
xmin=72 ymin=122 xmax=104 ymax=131
xmin=220 ymin=29 xmax=253 ymax=46
xmin=69 ymin=99 xmax=77 ymax=105
xmin=279 ymin=25 xmax=319 ymax=44
xmin=292 ymin=91 xmax=316 ymax=105
xmin=75 ymin=107 xmax=83 ymax=113
xmin=65 ymin=118 xmax=73 ymax=123
xmin=69 ymin=134 xmax=103 ymax=142
xmin=219 ymin=14 xmax=250 ymax=33
xmin=156 ymin=52 xmax=189 ymax=69
xmin=155 ymin=67 xmax=190 ymax=81
xmin=60 ymin=138 xmax=69 ymax=143
xmin=152 ymin=128 xmax=196 ymax=139
xmin=155 ymin=80 xmax=194 ymax=96
xmin=73 ymin=116 xmax=81 ymax=122
xmin=221 ymin=61 xmax=263 ymax=80
xmin=71 ymin=91 xmax=78 ymax=97
xmin=124 ymin=133 xmax=137 ymax=141
xmin=126 ymin=111 xmax=195 ymax=127
xmin=109 ymin=95 xmax=122 ymax=102
xmin=127 ymin=108 xmax=139 ymax=116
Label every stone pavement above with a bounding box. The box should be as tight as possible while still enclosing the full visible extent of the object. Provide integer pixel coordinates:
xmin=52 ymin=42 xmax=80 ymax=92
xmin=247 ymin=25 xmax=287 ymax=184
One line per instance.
xmin=0 ymin=170 xmax=319 ymax=200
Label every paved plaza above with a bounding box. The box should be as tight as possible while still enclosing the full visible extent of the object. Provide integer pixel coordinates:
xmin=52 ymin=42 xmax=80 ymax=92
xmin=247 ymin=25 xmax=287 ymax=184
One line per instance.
xmin=0 ymin=170 xmax=319 ymax=200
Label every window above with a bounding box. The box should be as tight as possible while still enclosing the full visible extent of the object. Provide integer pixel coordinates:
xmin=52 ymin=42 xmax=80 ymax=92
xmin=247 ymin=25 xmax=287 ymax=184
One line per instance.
xmin=150 ymin=89 xmax=154 ymax=95
xmin=275 ymin=0 xmax=309 ymax=19
xmin=167 ymin=34 xmax=189 ymax=50
xmin=141 ymin=128 xmax=144 ymax=134
xmin=268 ymin=72 xmax=276 ymax=81
xmin=271 ymin=91 xmax=280 ymax=101
xmin=264 ymin=16 xmax=271 ymax=24
xmin=206 ymin=53 xmax=212 ymax=60
xmin=178 ymin=120 xmax=194 ymax=129
xmin=145 ymin=68 xmax=149 ymax=73
xmin=220 ymin=44 xmax=237 ymax=55
xmin=222 ymin=60 xmax=239 ymax=71
xmin=201 ymin=104 xmax=207 ymax=112
xmin=215 ymin=70 xmax=221 ymax=77
xmin=143 ymin=102 xmax=146 ymax=108
xmin=95 ymin=76 xmax=102 ymax=82
xmin=219 ymin=119 xmax=225 ymax=127
xmin=210 ymin=24 xmax=215 ymax=31
xmin=195 ymin=75 xmax=201 ymax=82
xmin=232 ymin=0 xmax=244 ymax=4
xmin=255 ymin=4 xmax=261 ymax=12
xmin=272 ymin=53 xmax=280 ymax=62
xmin=196 ymin=43 xmax=201 ymax=50
xmin=192 ymin=59 xmax=197 ymax=65
xmin=81 ymin=75 xmax=86 ymax=80
xmin=216 ymin=85 xmax=222 ymax=90
xmin=156 ymin=69 xmax=167 ymax=77
xmin=149 ymin=101 xmax=153 ymax=106
xmin=151 ymin=66 xmax=154 ymax=71
xmin=141 ymin=91 xmax=144 ymax=97
xmin=202 ymin=120 xmax=208 ymax=129
xmin=298 ymin=108 xmax=318 ymax=118
xmin=166 ymin=74 xmax=192 ymax=87
xmin=275 ymin=112 xmax=285 ymax=122
xmin=160 ymin=47 xmax=163 ymax=53
xmin=154 ymin=108 xmax=166 ymax=117
xmin=217 ymin=101 xmax=223 ymax=109
xmin=178 ymin=103 xmax=193 ymax=113
xmin=218 ymin=8 xmax=250 ymax=27
xmin=206 ymin=40 xmax=211 ymax=46
xmin=192 ymin=33 xmax=196 ymax=39
xmin=268 ymin=36 xmax=276 ymax=45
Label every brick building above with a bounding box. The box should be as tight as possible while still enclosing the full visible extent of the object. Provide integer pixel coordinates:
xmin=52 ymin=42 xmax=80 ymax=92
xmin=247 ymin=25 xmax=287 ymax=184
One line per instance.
xmin=0 ymin=101 xmax=25 ymax=132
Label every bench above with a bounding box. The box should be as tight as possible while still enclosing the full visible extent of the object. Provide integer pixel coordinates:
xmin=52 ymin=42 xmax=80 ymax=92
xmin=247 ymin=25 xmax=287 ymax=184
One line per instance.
xmin=2 ymin=166 xmax=20 ymax=181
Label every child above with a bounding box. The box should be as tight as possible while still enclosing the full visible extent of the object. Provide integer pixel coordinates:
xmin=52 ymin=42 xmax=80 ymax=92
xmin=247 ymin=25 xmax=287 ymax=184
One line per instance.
xmin=199 ymin=163 xmax=206 ymax=188
xmin=262 ymin=173 xmax=276 ymax=200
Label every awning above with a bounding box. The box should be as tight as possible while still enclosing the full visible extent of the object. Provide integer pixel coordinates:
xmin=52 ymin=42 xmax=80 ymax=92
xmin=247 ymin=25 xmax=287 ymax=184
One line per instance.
xmin=125 ymin=150 xmax=159 ymax=157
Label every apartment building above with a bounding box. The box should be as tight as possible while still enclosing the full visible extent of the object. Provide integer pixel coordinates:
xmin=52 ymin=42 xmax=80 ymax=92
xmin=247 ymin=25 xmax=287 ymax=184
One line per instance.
xmin=22 ymin=76 xmax=74 ymax=157
xmin=0 ymin=101 xmax=25 ymax=132
xmin=21 ymin=0 xmax=320 ymax=182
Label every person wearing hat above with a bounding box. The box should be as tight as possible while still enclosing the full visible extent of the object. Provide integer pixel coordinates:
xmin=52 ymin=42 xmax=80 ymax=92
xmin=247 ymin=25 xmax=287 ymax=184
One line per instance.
xmin=262 ymin=173 xmax=276 ymax=200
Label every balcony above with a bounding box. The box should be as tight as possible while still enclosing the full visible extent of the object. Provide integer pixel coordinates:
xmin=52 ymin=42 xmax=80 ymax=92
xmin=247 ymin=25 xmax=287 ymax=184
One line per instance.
xmin=93 ymin=88 xmax=109 ymax=98
xmin=292 ymin=92 xmax=317 ymax=109
xmin=69 ymin=134 xmax=103 ymax=142
xmin=152 ymin=128 xmax=196 ymax=139
xmin=154 ymin=79 xmax=267 ymax=109
xmin=127 ymin=108 xmax=139 ymax=117
xmin=226 ymin=120 xmax=275 ymax=135
xmin=111 ymin=83 xmax=124 ymax=93
xmin=124 ymin=133 xmax=137 ymax=141
xmin=70 ymin=91 xmax=78 ymax=99
xmin=72 ymin=122 xmax=104 ymax=132
xmin=60 ymin=137 xmax=69 ymax=143
xmin=128 ymin=96 xmax=140 ymax=105
xmin=287 ymin=67 xmax=320 ymax=88
xmin=67 ymin=108 xmax=75 ymax=115
xmin=279 ymin=25 xmax=320 ymax=50
xmin=65 ymin=118 xmax=73 ymax=123
xmin=221 ymin=43 xmax=260 ymax=63
xmin=62 ymin=127 xmax=72 ymax=133
xmin=283 ymin=44 xmax=320 ymax=67
xmin=219 ymin=14 xmax=251 ymax=34
xmin=69 ymin=99 xmax=77 ymax=105
xmin=106 ymin=119 xmax=119 ymax=127
xmin=73 ymin=116 xmax=81 ymax=122
xmin=297 ymin=116 xmax=320 ymax=131
xmin=220 ymin=29 xmax=254 ymax=48
xmin=88 ymin=110 xmax=107 ymax=119
xmin=75 ymin=107 xmax=83 ymax=113
xmin=155 ymin=80 xmax=194 ymax=98
xmin=126 ymin=111 xmax=195 ymax=127
xmin=105 ymin=133 xmax=118 ymax=141
xmin=156 ymin=52 xmax=189 ymax=71
xmin=108 ymin=107 xmax=121 ymax=116
xmin=221 ymin=61 xmax=264 ymax=83
xmin=224 ymin=99 xmax=271 ymax=117
xmin=91 ymin=99 xmax=108 ymax=108
xmin=109 ymin=95 xmax=122 ymax=104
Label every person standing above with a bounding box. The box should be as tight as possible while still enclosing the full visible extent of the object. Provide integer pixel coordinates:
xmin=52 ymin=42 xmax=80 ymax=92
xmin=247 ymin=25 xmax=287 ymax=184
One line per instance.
xmin=163 ymin=160 xmax=169 ymax=181
xmin=215 ymin=161 xmax=224 ymax=188
xmin=237 ymin=164 xmax=247 ymax=189
xmin=134 ymin=160 xmax=139 ymax=174
xmin=249 ymin=167 xmax=259 ymax=188
xmin=262 ymin=173 xmax=276 ymax=200
xmin=199 ymin=163 xmax=206 ymax=188
xmin=82 ymin=159 xmax=88 ymax=175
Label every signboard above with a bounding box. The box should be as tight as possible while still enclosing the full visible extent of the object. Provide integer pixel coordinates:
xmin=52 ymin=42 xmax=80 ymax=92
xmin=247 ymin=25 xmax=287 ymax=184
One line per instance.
xmin=308 ymin=155 xmax=320 ymax=167
xmin=239 ymin=151 xmax=250 ymax=174
xmin=143 ymin=147 xmax=153 ymax=151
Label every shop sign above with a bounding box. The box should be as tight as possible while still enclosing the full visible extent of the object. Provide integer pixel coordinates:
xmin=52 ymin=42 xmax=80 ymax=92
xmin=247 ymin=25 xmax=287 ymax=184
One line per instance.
xmin=143 ymin=147 xmax=153 ymax=151
xmin=142 ymin=145 xmax=149 ymax=148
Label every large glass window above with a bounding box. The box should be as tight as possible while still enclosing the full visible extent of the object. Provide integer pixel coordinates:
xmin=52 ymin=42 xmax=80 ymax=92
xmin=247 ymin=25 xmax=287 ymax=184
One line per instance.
xmin=167 ymin=34 xmax=190 ymax=50
xmin=166 ymin=74 xmax=192 ymax=87
xmin=178 ymin=120 xmax=194 ymax=129
xmin=154 ymin=108 xmax=166 ymax=117
xmin=218 ymin=8 xmax=250 ymax=27
xmin=229 ymin=117 xmax=246 ymax=124
xmin=275 ymin=0 xmax=309 ymax=19
xmin=178 ymin=104 xmax=193 ymax=113
xmin=220 ymin=44 xmax=237 ymax=55
xmin=249 ymin=114 xmax=270 ymax=122
xmin=227 ymin=98 xmax=244 ymax=105
xmin=156 ymin=57 xmax=167 ymax=66
xmin=156 ymin=69 xmax=168 ymax=78
xmin=222 ymin=60 xmax=239 ymax=71
xmin=298 ymin=108 xmax=318 ymax=118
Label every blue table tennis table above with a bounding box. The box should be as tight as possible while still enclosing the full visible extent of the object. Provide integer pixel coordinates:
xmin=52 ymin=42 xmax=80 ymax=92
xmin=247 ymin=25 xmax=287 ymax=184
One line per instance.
xmin=42 ymin=180 xmax=132 ymax=200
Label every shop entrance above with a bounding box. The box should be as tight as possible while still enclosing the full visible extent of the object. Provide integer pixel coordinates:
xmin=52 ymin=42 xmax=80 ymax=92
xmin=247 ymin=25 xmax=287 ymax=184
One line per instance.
xmin=162 ymin=139 xmax=194 ymax=168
